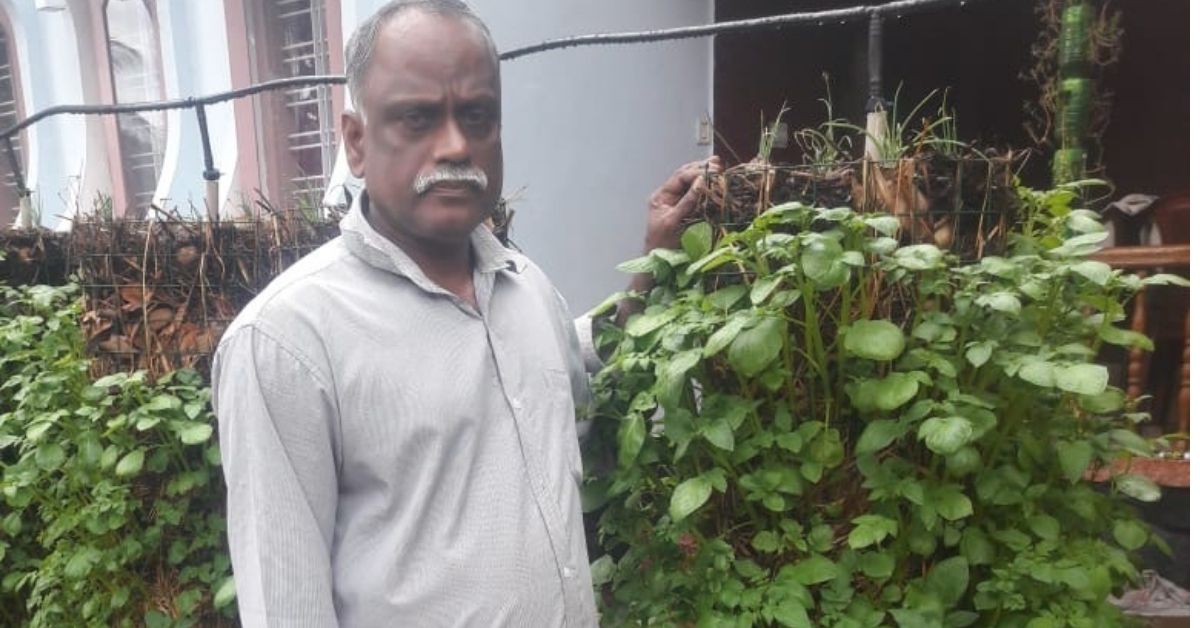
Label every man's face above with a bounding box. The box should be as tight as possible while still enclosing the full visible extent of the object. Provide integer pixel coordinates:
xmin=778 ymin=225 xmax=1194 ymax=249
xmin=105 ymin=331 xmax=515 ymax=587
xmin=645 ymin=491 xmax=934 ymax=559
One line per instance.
xmin=344 ymin=12 xmax=502 ymax=246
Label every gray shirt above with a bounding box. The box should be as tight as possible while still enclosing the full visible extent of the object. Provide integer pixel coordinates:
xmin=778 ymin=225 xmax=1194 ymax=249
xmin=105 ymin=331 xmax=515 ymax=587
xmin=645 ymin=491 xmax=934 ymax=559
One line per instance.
xmin=212 ymin=194 xmax=599 ymax=627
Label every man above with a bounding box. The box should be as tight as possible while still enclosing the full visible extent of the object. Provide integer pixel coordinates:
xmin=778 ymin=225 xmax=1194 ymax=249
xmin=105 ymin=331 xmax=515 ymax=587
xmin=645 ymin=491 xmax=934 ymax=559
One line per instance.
xmin=212 ymin=1 xmax=719 ymax=625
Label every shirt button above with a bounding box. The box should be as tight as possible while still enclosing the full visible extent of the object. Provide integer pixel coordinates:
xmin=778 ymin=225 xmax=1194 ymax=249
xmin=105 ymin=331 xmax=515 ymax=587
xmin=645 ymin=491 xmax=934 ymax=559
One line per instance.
xmin=511 ymin=398 xmax=522 ymax=410
xmin=562 ymin=566 xmax=576 ymax=579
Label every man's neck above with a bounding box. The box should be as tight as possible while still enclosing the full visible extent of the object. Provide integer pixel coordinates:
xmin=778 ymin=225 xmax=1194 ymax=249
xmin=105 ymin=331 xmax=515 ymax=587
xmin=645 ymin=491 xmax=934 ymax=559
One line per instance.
xmin=364 ymin=206 xmax=478 ymax=307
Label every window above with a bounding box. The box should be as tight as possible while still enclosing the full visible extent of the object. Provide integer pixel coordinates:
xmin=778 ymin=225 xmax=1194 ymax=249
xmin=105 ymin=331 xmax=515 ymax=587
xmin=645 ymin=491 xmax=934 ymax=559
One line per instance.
xmin=247 ymin=0 xmax=338 ymax=209
xmin=104 ymin=0 xmax=166 ymax=214
xmin=0 ymin=15 xmax=24 ymax=225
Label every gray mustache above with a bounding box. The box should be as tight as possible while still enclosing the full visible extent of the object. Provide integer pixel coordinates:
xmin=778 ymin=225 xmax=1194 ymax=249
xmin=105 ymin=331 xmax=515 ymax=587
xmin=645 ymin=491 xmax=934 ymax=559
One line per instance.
xmin=413 ymin=166 xmax=489 ymax=195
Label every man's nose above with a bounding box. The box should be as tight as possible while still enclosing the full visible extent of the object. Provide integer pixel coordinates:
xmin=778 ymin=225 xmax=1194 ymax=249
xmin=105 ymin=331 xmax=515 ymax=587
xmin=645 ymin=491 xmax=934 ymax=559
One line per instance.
xmin=432 ymin=118 xmax=470 ymax=163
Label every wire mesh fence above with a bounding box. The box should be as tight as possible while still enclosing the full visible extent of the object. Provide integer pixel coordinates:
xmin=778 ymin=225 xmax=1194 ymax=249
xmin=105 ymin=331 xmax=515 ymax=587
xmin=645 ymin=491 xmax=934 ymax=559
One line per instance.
xmin=69 ymin=207 xmax=343 ymax=381
xmin=698 ymin=151 xmax=1028 ymax=261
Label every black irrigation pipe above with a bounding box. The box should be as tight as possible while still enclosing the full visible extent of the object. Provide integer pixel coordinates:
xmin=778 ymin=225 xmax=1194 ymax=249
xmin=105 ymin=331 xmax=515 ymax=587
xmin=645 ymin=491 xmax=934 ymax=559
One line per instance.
xmin=1 ymin=0 xmax=987 ymax=206
xmin=500 ymin=0 xmax=983 ymax=61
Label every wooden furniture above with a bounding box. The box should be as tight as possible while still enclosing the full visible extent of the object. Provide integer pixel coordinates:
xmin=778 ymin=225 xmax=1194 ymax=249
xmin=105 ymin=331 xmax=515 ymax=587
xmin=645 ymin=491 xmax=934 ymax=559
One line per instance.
xmin=1091 ymin=243 xmax=1190 ymax=439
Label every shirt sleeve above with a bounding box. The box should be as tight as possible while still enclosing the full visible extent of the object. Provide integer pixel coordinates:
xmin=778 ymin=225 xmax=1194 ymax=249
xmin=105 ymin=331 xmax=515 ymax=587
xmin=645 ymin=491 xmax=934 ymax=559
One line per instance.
xmin=572 ymin=314 xmax=604 ymax=375
xmin=212 ymin=324 xmax=341 ymax=627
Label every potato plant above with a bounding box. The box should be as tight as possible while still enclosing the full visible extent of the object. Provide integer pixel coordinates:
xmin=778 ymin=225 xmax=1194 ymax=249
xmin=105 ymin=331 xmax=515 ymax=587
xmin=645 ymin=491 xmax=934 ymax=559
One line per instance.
xmin=0 ymin=283 xmax=234 ymax=627
xmin=584 ymin=182 xmax=1184 ymax=627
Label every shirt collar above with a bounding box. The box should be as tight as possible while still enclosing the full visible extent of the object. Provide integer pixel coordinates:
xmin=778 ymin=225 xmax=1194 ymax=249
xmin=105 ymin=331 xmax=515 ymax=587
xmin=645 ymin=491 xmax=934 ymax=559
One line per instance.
xmin=339 ymin=191 xmax=524 ymax=290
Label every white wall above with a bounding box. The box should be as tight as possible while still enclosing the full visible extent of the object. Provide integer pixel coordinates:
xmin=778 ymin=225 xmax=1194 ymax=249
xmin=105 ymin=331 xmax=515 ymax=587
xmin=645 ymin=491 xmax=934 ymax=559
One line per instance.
xmin=476 ymin=0 xmax=715 ymax=314
xmin=8 ymin=0 xmax=87 ymax=228
xmin=156 ymin=0 xmax=236 ymax=217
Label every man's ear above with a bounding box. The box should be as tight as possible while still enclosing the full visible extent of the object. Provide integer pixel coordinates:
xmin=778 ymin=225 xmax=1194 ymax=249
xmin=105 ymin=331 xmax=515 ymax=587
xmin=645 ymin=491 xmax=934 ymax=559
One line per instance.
xmin=342 ymin=110 xmax=367 ymax=178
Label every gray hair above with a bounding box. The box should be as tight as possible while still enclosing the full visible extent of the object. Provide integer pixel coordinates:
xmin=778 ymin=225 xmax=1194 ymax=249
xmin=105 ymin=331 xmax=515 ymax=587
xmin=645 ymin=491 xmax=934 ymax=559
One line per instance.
xmin=344 ymin=0 xmax=497 ymax=114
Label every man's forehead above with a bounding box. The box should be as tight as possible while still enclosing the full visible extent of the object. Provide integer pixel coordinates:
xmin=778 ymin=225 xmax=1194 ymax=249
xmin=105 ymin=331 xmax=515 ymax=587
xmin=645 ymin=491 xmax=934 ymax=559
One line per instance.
xmin=375 ymin=10 xmax=497 ymax=67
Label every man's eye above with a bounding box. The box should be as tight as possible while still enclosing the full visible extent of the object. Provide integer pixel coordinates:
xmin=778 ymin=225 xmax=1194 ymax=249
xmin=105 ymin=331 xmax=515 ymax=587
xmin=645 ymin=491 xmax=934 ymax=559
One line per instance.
xmin=401 ymin=110 xmax=433 ymax=129
xmin=460 ymin=107 xmax=494 ymax=129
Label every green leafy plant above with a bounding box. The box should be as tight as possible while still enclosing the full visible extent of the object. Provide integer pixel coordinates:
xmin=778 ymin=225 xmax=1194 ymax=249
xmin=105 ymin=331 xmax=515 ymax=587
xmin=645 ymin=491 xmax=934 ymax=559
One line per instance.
xmin=0 ymin=283 xmax=234 ymax=627
xmin=584 ymin=181 xmax=1183 ymax=626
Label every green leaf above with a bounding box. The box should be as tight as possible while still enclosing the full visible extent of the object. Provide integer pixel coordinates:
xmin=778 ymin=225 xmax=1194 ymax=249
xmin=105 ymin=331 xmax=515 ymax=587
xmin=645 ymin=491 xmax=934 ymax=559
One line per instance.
xmin=841 ymin=251 xmax=865 ymax=267
xmin=1070 ymin=260 xmax=1114 ymax=285
xmin=177 ymin=421 xmax=214 ymax=445
xmin=1050 ymin=231 xmax=1108 ymax=257
xmin=64 ymin=547 xmax=102 ymax=579
xmin=1054 ymin=363 xmax=1109 ymax=396
xmin=35 ymin=443 xmax=66 ymax=471
xmin=115 ymin=449 xmax=145 ymax=477
xmin=705 ymin=314 xmax=750 ymax=357
xmin=1081 ymin=388 xmax=1126 ymax=414
xmin=1114 ymin=520 xmax=1148 ymax=550
xmin=670 ymin=476 xmax=713 ymax=521
xmin=25 ymin=421 xmax=52 ymax=442
xmin=1018 ymin=360 xmax=1057 ymax=388
xmin=1028 ymin=514 xmax=1061 ymax=541
xmin=750 ymin=275 xmax=785 ymax=305
xmin=658 ymin=348 xmax=703 ymax=406
xmin=752 ymin=531 xmax=782 ymax=553
xmin=975 ymin=292 xmax=1022 ymax=315
xmin=144 ymin=394 xmax=178 ymax=412
xmin=78 ymin=436 xmax=103 ymax=466
xmin=866 ymin=215 xmax=901 ymax=236
xmin=801 ymin=236 xmax=850 ymax=289
xmin=681 ymin=222 xmax=714 ymax=261
xmin=1111 ymin=428 xmax=1154 ymax=456
xmin=917 ymin=417 xmax=973 ymax=455
xmin=930 ymin=487 xmax=973 ymax=521
xmin=626 ymin=308 xmax=677 ymax=338
xmin=859 ymin=551 xmax=895 ymax=579
xmin=617 ymin=415 xmax=646 ymax=468
xmin=851 ymin=372 xmax=921 ymax=413
xmin=944 ymin=446 xmax=982 ymax=477
xmin=213 ymin=575 xmax=237 ymax=609
xmin=729 ymin=316 xmax=785 ymax=378
xmin=946 ymin=612 xmax=980 ymax=628
xmin=687 ymin=247 xmax=737 ymax=276
xmin=1056 ymin=440 xmax=1093 ymax=482
xmin=855 ymin=419 xmax=902 ymax=455
xmin=651 ymin=248 xmax=691 ymax=266
xmin=848 ymin=515 xmax=898 ymax=549
xmin=789 ymin=555 xmax=840 ymax=585
xmin=1066 ymin=209 xmax=1107 ymax=233
xmin=866 ymin=237 xmax=899 ymax=255
xmin=774 ymin=601 xmax=813 ymax=628
xmin=707 ymin=284 xmax=748 ymax=310
xmin=135 ymin=415 xmax=162 ymax=431
xmin=1140 ymin=273 xmax=1190 ymax=287
xmin=1098 ymin=325 xmax=1154 ymax=351
xmin=701 ymin=420 xmax=735 ymax=452
xmin=1115 ymin=474 xmax=1161 ymax=502
xmin=144 ymin=610 xmax=173 ymax=628
xmin=587 ymin=290 xmax=630 ymax=318
xmin=960 ymin=527 xmax=994 ymax=565
xmin=616 ymin=254 xmax=657 ymax=274
xmin=893 ymin=244 xmax=943 ymax=270
xmin=844 ymin=319 xmax=906 ymax=361
xmin=184 ymin=401 xmax=205 ymax=420
xmin=926 ymin=556 xmax=970 ymax=605
xmin=965 ymin=342 xmax=994 ymax=368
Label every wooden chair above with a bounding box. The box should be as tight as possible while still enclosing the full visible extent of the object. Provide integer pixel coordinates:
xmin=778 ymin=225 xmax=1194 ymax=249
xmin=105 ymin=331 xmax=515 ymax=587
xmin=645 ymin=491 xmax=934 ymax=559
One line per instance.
xmin=1089 ymin=194 xmax=1189 ymax=487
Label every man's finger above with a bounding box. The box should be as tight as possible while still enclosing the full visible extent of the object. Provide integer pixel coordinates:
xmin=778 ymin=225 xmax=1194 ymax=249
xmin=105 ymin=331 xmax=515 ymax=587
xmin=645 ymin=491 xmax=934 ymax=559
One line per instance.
xmin=666 ymin=175 xmax=708 ymax=220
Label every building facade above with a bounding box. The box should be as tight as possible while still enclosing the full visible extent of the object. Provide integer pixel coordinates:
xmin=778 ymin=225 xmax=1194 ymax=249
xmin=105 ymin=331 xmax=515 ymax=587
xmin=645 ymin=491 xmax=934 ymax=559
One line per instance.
xmin=2 ymin=0 xmax=717 ymax=313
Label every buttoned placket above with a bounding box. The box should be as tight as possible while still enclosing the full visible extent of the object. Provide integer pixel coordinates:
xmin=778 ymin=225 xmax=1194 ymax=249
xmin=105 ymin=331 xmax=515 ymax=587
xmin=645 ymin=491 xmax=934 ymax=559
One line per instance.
xmin=476 ymin=272 xmax=583 ymax=624
xmin=344 ymin=205 xmax=586 ymax=622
